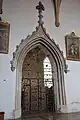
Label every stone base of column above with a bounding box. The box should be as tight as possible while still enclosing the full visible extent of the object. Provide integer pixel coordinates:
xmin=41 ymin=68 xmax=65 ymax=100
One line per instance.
xmin=57 ymin=105 xmax=68 ymax=113
xmin=13 ymin=108 xmax=21 ymax=119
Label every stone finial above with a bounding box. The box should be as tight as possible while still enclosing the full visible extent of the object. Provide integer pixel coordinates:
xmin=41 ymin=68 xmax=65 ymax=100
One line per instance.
xmin=36 ymin=1 xmax=45 ymax=25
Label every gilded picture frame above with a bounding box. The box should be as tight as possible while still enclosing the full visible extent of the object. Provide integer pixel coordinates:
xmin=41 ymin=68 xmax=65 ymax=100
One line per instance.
xmin=65 ymin=32 xmax=80 ymax=61
xmin=0 ymin=20 xmax=10 ymax=54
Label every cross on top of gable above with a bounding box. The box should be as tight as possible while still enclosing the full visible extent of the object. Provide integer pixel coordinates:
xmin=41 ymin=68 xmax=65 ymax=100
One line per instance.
xmin=36 ymin=1 xmax=45 ymax=25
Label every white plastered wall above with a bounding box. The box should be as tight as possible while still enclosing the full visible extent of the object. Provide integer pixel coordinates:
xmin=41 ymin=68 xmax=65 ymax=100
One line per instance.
xmin=0 ymin=0 xmax=80 ymax=119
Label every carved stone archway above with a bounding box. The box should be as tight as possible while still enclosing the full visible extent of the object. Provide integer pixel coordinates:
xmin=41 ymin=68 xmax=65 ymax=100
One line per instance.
xmin=10 ymin=2 xmax=68 ymax=119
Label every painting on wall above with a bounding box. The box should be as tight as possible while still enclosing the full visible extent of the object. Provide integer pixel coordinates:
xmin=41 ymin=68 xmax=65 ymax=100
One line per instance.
xmin=65 ymin=32 xmax=80 ymax=61
xmin=0 ymin=20 xmax=10 ymax=54
xmin=0 ymin=0 xmax=3 ymax=14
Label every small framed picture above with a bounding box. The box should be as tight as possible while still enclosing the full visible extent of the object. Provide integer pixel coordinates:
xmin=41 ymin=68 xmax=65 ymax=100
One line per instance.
xmin=0 ymin=0 xmax=3 ymax=14
xmin=0 ymin=20 xmax=10 ymax=54
xmin=65 ymin=32 xmax=80 ymax=61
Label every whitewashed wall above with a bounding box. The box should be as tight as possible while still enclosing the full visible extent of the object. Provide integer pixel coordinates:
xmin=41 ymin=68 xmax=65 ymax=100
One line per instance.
xmin=0 ymin=0 xmax=80 ymax=119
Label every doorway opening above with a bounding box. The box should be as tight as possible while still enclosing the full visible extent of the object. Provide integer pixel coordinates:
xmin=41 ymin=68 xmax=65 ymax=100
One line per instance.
xmin=21 ymin=47 xmax=54 ymax=117
xmin=43 ymin=57 xmax=53 ymax=112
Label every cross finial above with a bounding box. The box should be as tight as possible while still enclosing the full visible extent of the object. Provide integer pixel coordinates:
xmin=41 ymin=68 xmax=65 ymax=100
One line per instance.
xmin=36 ymin=1 xmax=45 ymax=25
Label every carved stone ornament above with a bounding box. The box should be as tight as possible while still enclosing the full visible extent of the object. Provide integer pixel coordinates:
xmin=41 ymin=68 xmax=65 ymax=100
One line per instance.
xmin=10 ymin=1 xmax=67 ymax=73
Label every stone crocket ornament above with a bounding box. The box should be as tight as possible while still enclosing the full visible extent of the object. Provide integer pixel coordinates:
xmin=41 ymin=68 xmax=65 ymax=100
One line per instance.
xmin=52 ymin=0 xmax=62 ymax=27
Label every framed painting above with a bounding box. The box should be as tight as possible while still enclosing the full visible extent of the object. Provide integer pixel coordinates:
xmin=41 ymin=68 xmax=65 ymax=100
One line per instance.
xmin=0 ymin=20 xmax=10 ymax=54
xmin=65 ymin=32 xmax=80 ymax=61
xmin=0 ymin=0 xmax=3 ymax=14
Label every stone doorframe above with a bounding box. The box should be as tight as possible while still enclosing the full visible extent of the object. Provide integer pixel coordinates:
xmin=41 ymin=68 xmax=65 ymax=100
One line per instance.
xmin=10 ymin=23 xmax=68 ymax=119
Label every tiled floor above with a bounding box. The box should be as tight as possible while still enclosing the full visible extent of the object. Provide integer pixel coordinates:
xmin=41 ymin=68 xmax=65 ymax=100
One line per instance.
xmin=11 ymin=113 xmax=80 ymax=120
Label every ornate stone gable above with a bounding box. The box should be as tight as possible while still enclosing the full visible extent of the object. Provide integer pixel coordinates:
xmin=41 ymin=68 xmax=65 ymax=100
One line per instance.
xmin=10 ymin=2 xmax=67 ymax=73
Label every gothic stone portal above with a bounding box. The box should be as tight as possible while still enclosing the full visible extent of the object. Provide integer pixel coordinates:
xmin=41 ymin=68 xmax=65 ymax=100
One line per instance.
xmin=21 ymin=47 xmax=54 ymax=116
xmin=11 ymin=6 xmax=67 ymax=117
xmin=11 ymin=35 xmax=67 ymax=119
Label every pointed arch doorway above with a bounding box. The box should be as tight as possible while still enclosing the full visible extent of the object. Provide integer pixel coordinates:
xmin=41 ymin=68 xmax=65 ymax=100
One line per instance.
xmin=10 ymin=2 xmax=68 ymax=119
xmin=21 ymin=46 xmax=54 ymax=116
